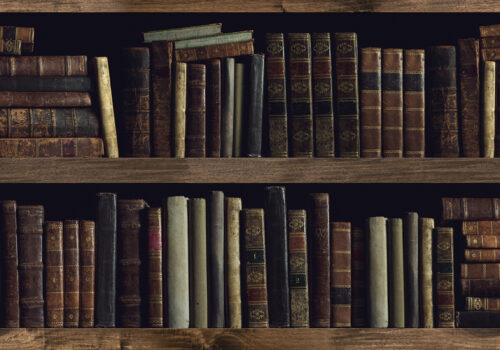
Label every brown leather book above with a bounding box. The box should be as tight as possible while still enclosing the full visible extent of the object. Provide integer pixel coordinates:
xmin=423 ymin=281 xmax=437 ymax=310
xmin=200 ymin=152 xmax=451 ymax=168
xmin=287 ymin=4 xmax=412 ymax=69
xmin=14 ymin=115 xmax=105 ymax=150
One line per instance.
xmin=63 ymin=220 xmax=79 ymax=327
xmin=481 ymin=37 xmax=500 ymax=48
xmin=207 ymin=59 xmax=221 ymax=157
xmin=462 ymin=263 xmax=500 ymax=279
xmin=45 ymin=221 xmax=63 ymax=328
xmin=466 ymin=235 xmax=500 ymax=248
xmin=480 ymin=24 xmax=500 ymax=37
xmin=466 ymin=297 xmax=500 ymax=311
xmin=462 ymin=220 xmax=500 ymax=235
xmin=0 ymin=26 xmax=34 ymax=53
xmin=147 ymin=208 xmax=163 ymax=327
xmin=17 ymin=205 xmax=44 ymax=327
xmin=442 ymin=198 xmax=500 ymax=221
xmin=465 ymin=249 xmax=500 ymax=262
xmin=1 ymin=200 xmax=19 ymax=327
xmin=435 ymin=227 xmax=454 ymax=328
xmin=0 ymin=92 xmax=91 ymax=107
xmin=79 ymin=220 xmax=95 ymax=327
xmin=351 ymin=226 xmax=366 ymax=327
xmin=461 ymin=279 xmax=500 ymax=296
xmin=175 ymin=40 xmax=254 ymax=62
xmin=404 ymin=49 xmax=425 ymax=158
xmin=0 ymin=56 xmax=88 ymax=77
xmin=330 ymin=222 xmax=351 ymax=327
xmin=0 ymin=138 xmax=104 ymax=157
xmin=481 ymin=49 xmax=500 ymax=61
xmin=186 ymin=64 xmax=206 ymax=157
xmin=0 ymin=39 xmax=21 ymax=55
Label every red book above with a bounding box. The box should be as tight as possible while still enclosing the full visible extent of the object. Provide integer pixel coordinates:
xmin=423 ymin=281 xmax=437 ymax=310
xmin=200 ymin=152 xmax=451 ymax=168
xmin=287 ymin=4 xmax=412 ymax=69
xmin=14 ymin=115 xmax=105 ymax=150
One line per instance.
xmin=461 ymin=263 xmax=500 ymax=279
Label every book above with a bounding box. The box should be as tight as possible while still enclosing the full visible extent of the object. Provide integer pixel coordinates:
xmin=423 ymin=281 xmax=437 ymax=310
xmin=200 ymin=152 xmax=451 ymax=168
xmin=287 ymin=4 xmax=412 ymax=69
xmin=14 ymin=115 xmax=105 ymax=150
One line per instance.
xmin=207 ymin=59 xmax=221 ymax=157
xmin=330 ymin=222 xmax=351 ymax=328
xmin=0 ymin=77 xmax=91 ymax=91
xmin=79 ymin=220 xmax=95 ymax=328
xmin=247 ymin=54 xmax=265 ymax=157
xmin=466 ymin=235 xmax=500 ymax=248
xmin=351 ymin=226 xmax=367 ymax=327
xmin=0 ymin=26 xmax=34 ymax=53
xmin=360 ymin=47 xmax=382 ymax=158
xmin=484 ymin=61 xmax=496 ymax=158
xmin=462 ymin=279 xmax=500 ymax=296
xmin=442 ymin=198 xmax=500 ymax=221
xmin=480 ymin=24 xmax=500 ymax=37
xmin=0 ymin=92 xmax=91 ymax=107
xmin=465 ymin=249 xmax=500 ymax=262
xmin=175 ymin=31 xmax=253 ymax=50
xmin=221 ymin=58 xmax=234 ymax=158
xmin=175 ymin=40 xmax=254 ymax=62
xmin=462 ymin=220 xmax=500 ymax=235
xmin=455 ymin=311 xmax=500 ymax=328
xmin=0 ymin=138 xmax=104 ymax=158
xmin=186 ymin=63 xmax=206 ymax=157
xmin=1 ymin=200 xmax=18 ymax=327
xmin=233 ymin=62 xmax=244 ymax=157
xmin=45 ymin=221 xmax=63 ymax=328
xmin=496 ymin=62 xmax=500 ymax=157
xmin=387 ymin=218 xmax=404 ymax=328
xmin=0 ymin=39 xmax=20 ymax=55
xmin=288 ymin=33 xmax=313 ymax=157
xmin=404 ymin=212 xmax=419 ymax=327
xmin=226 ymin=197 xmax=243 ymax=328
xmin=461 ymin=263 xmax=500 ymax=279
xmin=265 ymin=33 xmax=288 ymax=157
xmin=147 ymin=209 xmax=162 ymax=328
xmin=481 ymin=49 xmax=500 ymax=61
xmin=63 ymin=220 xmax=79 ymax=327
xmin=121 ymin=47 xmax=151 ymax=157
xmin=465 ymin=297 xmax=500 ymax=311
xmin=209 ymin=191 xmax=225 ymax=327
xmin=142 ymin=23 xmax=222 ymax=43
xmin=420 ymin=218 xmax=434 ymax=328
xmin=435 ymin=227 xmax=455 ymax=328
xmin=0 ymin=56 xmax=88 ymax=77
xmin=481 ymin=36 xmax=500 ymax=48
xmin=311 ymin=32 xmax=335 ymax=158
xmin=174 ymin=62 xmax=187 ymax=158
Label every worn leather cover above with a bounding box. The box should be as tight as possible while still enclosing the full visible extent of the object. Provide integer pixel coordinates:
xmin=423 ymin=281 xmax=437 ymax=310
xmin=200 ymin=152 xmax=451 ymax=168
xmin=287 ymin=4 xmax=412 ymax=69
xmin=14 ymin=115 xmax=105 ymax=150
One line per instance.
xmin=481 ymin=49 xmax=500 ymax=61
xmin=465 ymin=249 xmax=500 ymax=262
xmin=0 ymin=137 xmax=104 ymax=157
xmin=462 ymin=263 xmax=500 ymax=279
xmin=186 ymin=64 xmax=206 ymax=157
xmin=0 ymin=92 xmax=91 ymax=107
xmin=233 ymin=63 xmax=244 ymax=157
xmin=0 ymin=39 xmax=21 ymax=55
xmin=209 ymin=191 xmax=225 ymax=327
xmin=404 ymin=49 xmax=425 ymax=158
xmin=351 ymin=226 xmax=366 ymax=327
xmin=79 ymin=220 xmax=95 ymax=328
xmin=456 ymin=311 xmax=500 ymax=327
xmin=480 ymin=24 xmax=500 ymax=37
xmin=387 ymin=218 xmax=404 ymax=328
xmin=442 ymin=198 xmax=500 ymax=221
xmin=435 ymin=227 xmax=455 ymax=327
xmin=207 ymin=59 xmax=221 ymax=157
xmin=265 ymin=186 xmax=290 ymax=327
xmin=420 ymin=218 xmax=434 ymax=328
xmin=461 ymin=279 xmax=500 ymax=297
xmin=226 ymin=197 xmax=243 ymax=328
xmin=174 ymin=62 xmax=187 ymax=157
xmin=221 ymin=58 xmax=234 ymax=158
xmin=147 ymin=208 xmax=163 ymax=327
xmin=466 ymin=235 xmax=500 ymax=248
xmin=0 ymin=77 xmax=90 ymax=91
xmin=463 ymin=221 xmax=500 ymax=235
xmin=247 ymin=54 xmax=265 ymax=157
xmin=1 ymin=200 xmax=19 ymax=327
xmin=382 ymin=49 xmax=403 ymax=158
xmin=404 ymin=212 xmax=419 ymax=327
xmin=63 ymin=220 xmax=79 ymax=327
xmin=484 ymin=61 xmax=496 ymax=157
xmin=45 ymin=221 xmax=63 ymax=328
xmin=466 ymin=297 xmax=500 ymax=311
xmin=0 ymin=56 xmax=87 ymax=77
xmin=17 ymin=205 xmax=44 ymax=327
xmin=330 ymin=222 xmax=351 ymax=328
xmin=481 ymin=37 xmax=500 ymax=48
xmin=0 ymin=26 xmax=34 ymax=53
xmin=175 ymin=40 xmax=254 ymax=62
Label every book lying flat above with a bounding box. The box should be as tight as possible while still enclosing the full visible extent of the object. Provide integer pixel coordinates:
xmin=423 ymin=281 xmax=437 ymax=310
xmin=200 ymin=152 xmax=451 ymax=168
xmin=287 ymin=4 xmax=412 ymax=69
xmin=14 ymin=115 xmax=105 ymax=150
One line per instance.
xmin=142 ymin=23 xmax=222 ymax=43
xmin=174 ymin=31 xmax=253 ymax=50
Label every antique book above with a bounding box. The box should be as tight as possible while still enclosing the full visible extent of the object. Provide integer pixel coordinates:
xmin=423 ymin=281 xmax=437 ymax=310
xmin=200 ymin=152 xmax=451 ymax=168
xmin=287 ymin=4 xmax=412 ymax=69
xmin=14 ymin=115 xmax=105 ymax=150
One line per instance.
xmin=265 ymin=33 xmax=288 ymax=157
xmin=462 ymin=220 xmax=500 ymax=235
xmin=0 ymin=138 xmax=104 ymax=158
xmin=484 ymin=61 xmax=496 ymax=158
xmin=207 ymin=59 xmax=221 ymax=157
xmin=351 ymin=226 xmax=366 ymax=327
xmin=0 ymin=92 xmax=91 ymax=107
xmin=95 ymin=193 xmax=117 ymax=327
xmin=142 ymin=23 xmax=222 ymax=43
xmin=465 ymin=249 xmax=500 ymax=262
xmin=147 ymin=208 xmax=162 ymax=327
xmin=330 ymin=222 xmax=351 ymax=328
xmin=79 ymin=220 xmax=95 ymax=328
xmin=1 ymin=200 xmax=18 ymax=327
xmin=287 ymin=209 xmax=309 ymax=328
xmin=287 ymin=33 xmax=313 ymax=157
xmin=243 ymin=208 xmax=269 ymax=328
xmin=387 ymin=218 xmax=404 ymax=328
xmin=496 ymin=62 xmax=500 ymax=157
xmin=403 ymin=49 xmax=425 ymax=158
xmin=0 ymin=39 xmax=20 ymax=55
xmin=0 ymin=26 xmax=34 ymax=53
xmin=247 ymin=54 xmax=265 ymax=157
xmin=462 ymin=263 xmax=500 ymax=279
xmin=233 ymin=62 xmax=244 ymax=157
xmin=404 ymin=212 xmax=419 ymax=327
xmin=480 ymin=24 xmax=500 ymax=37
xmin=466 ymin=235 xmax=500 ymax=248
xmin=0 ymin=77 xmax=91 ymax=91
xmin=360 ymin=47 xmax=382 ymax=158
xmin=481 ymin=49 xmax=500 ymax=61
xmin=221 ymin=58 xmax=234 ymax=157
xmin=63 ymin=220 xmax=79 ymax=327
xmin=442 ymin=198 xmax=500 ymax=221
xmin=45 ymin=221 xmax=63 ymax=328
xmin=18 ymin=205 xmax=44 ymax=327
xmin=175 ymin=31 xmax=253 ymax=50
xmin=226 ymin=197 xmax=243 ymax=328
xmin=209 ymin=191 xmax=225 ymax=327
xmin=420 ymin=218 xmax=434 ymax=328
xmin=481 ymin=36 xmax=500 ymax=48
xmin=382 ymin=48 xmax=403 ymax=158
xmin=175 ymin=40 xmax=254 ymax=62
xmin=435 ymin=227 xmax=455 ymax=328
xmin=121 ymin=47 xmax=151 ymax=157
xmin=466 ymin=297 xmax=500 ymax=311
xmin=166 ymin=196 xmax=189 ymax=328
xmin=151 ymin=41 xmax=173 ymax=157
xmin=311 ymin=32 xmax=335 ymax=157
xmin=0 ymin=56 xmax=87 ymax=77
xmin=186 ymin=63 xmax=206 ymax=157
xmin=174 ymin=62 xmax=187 ymax=158
xmin=367 ymin=217 xmax=388 ymax=328
xmin=265 ymin=186 xmax=290 ymax=327
xmin=334 ymin=32 xmax=360 ymax=157
xmin=462 ymin=279 xmax=500 ymax=296
xmin=117 ymin=199 xmax=149 ymax=327
xmin=456 ymin=311 xmax=500 ymax=328
xmin=457 ymin=38 xmax=480 ymax=157
xmin=428 ymin=46 xmax=459 ymax=157
xmin=92 ymin=57 xmax=118 ymax=158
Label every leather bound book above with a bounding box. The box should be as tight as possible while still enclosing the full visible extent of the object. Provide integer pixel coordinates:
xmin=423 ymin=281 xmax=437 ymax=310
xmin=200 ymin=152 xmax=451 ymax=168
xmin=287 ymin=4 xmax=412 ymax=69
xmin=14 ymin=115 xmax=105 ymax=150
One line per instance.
xmin=121 ymin=47 xmax=151 ymax=157
xmin=209 ymin=191 xmax=225 ymax=327
xmin=480 ymin=24 xmax=500 ymax=37
xmin=461 ymin=279 xmax=500 ymax=296
xmin=0 ymin=56 xmax=87 ymax=77
xmin=1 ymin=200 xmax=18 ymax=327
xmin=482 ymin=37 xmax=500 ymax=49
xmin=95 ymin=193 xmax=117 ymax=328
xmin=483 ymin=61 xmax=496 ymax=158
xmin=481 ymin=49 xmax=500 ymax=61
xmin=151 ymin=41 xmax=173 ymax=157
xmin=265 ymin=33 xmax=288 ymax=157
xmin=0 ymin=26 xmax=34 ymax=53
xmin=360 ymin=47 xmax=382 ymax=158
xmin=287 ymin=209 xmax=309 ymax=328
xmin=465 ymin=249 xmax=500 ymax=262
xmin=242 ymin=209 xmax=269 ymax=328
xmin=174 ymin=62 xmax=187 ymax=158
xmin=456 ymin=311 xmax=500 ymax=328
xmin=334 ymin=32 xmax=360 ymax=158
xmin=404 ymin=212 xmax=419 ymax=327
xmin=435 ymin=227 xmax=455 ymax=328
xmin=387 ymin=218 xmax=404 ymax=328
xmin=234 ymin=63 xmax=244 ymax=157
xmin=79 ymin=220 xmax=95 ymax=328
xmin=307 ymin=193 xmax=330 ymax=328
xmin=351 ymin=226 xmax=366 ymax=327
xmin=330 ymin=222 xmax=351 ymax=328
xmin=457 ymin=39 xmax=480 ymax=157
xmin=403 ymin=49 xmax=425 ymax=158
xmin=117 ymin=199 xmax=149 ymax=327
xmin=311 ymin=33 xmax=335 ymax=157
xmin=247 ymin=54 xmax=265 ymax=157
xmin=174 ymin=40 xmax=254 ymax=62
xmin=45 ymin=221 xmax=63 ymax=328
xmin=0 ymin=92 xmax=91 ymax=107
xmin=466 ymin=235 xmax=500 ymax=248
xmin=496 ymin=63 xmax=500 ymax=157
xmin=63 ymin=220 xmax=79 ymax=327
xmin=0 ymin=138 xmax=104 ymax=158
xmin=207 ymin=59 xmax=221 ymax=157
xmin=147 ymin=208 xmax=163 ymax=327
xmin=221 ymin=58 xmax=234 ymax=157
xmin=17 ymin=205 xmax=44 ymax=327
xmin=186 ymin=64 xmax=206 ymax=157
xmin=287 ymin=33 xmax=313 ymax=157
xmin=462 ymin=263 xmax=500 ymax=279
xmin=420 ymin=218 xmax=435 ymax=328
xmin=0 ymin=39 xmax=21 ymax=55
xmin=265 ymin=186 xmax=290 ymax=327
xmin=462 ymin=220 xmax=500 ymax=235
xmin=427 ymin=46 xmax=459 ymax=157
xmin=442 ymin=198 xmax=500 ymax=221
xmin=226 ymin=197 xmax=243 ymax=328
xmin=382 ymin=48 xmax=403 ymax=158
xmin=0 ymin=77 xmax=91 ymax=91
xmin=466 ymin=297 xmax=500 ymax=311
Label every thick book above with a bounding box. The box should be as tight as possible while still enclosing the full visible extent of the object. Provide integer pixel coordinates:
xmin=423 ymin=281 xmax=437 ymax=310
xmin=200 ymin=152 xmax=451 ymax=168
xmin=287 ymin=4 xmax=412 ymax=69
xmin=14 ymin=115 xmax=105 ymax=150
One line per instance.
xmin=63 ymin=220 xmax=79 ymax=327
xmin=466 ymin=235 xmax=500 ymax=248
xmin=175 ymin=40 xmax=254 ymax=62
xmin=226 ymin=197 xmax=243 ymax=328
xmin=442 ymin=198 xmax=500 ymax=221
xmin=265 ymin=186 xmax=290 ymax=327
xmin=351 ymin=226 xmax=367 ymax=327
xmin=243 ymin=209 xmax=269 ymax=328
xmin=45 ymin=221 xmax=63 ymax=328
xmin=209 ymin=191 xmax=225 ymax=327
xmin=456 ymin=311 xmax=500 ymax=328
xmin=484 ymin=61 xmax=496 ymax=158
xmin=233 ymin=63 xmax=244 ymax=157
xmin=287 ymin=33 xmax=314 ymax=157
xmin=17 ymin=205 xmax=44 ymax=327
xmin=121 ymin=47 xmax=151 ymax=157
xmin=420 ymin=218 xmax=434 ymax=328
xmin=1 ymin=200 xmax=18 ymax=327
xmin=79 ymin=220 xmax=95 ymax=328
xmin=404 ymin=212 xmax=419 ymax=327
xmin=0 ymin=39 xmax=20 ymax=55
xmin=174 ymin=62 xmax=187 ymax=158
xmin=147 ymin=208 xmax=162 ymax=327
xmin=287 ymin=209 xmax=309 ymax=328
xmin=0 ymin=77 xmax=91 ymax=91
xmin=466 ymin=297 xmax=500 ymax=311
xmin=0 ymin=26 xmax=34 ymax=53
xmin=175 ymin=31 xmax=253 ymax=50
xmin=465 ymin=249 xmax=500 ymax=262
xmin=360 ymin=47 xmax=382 ymax=158
xmin=479 ymin=24 xmax=500 ymax=37
xmin=247 ymin=54 xmax=265 ymax=157
xmin=207 ymin=59 xmax=221 ymax=157
xmin=462 ymin=263 xmax=500 ymax=278
xmin=462 ymin=220 xmax=500 ymax=235
xmin=311 ymin=32 xmax=335 ymax=157
xmin=330 ymin=222 xmax=351 ymax=328
xmin=186 ymin=63 xmax=206 ymax=157
xmin=387 ymin=218 xmax=404 ymax=328
xmin=481 ymin=36 xmax=500 ymax=48
xmin=221 ymin=58 xmax=234 ymax=157
xmin=428 ymin=46 xmax=459 ymax=157
xmin=0 ymin=92 xmax=91 ymax=107
xmin=435 ymin=227 xmax=455 ymax=328
xmin=0 ymin=138 xmax=104 ymax=158
xmin=462 ymin=279 xmax=500 ymax=296
xmin=0 ymin=56 xmax=87 ymax=77
xmin=142 ymin=23 xmax=222 ymax=43
xmin=265 ymin=33 xmax=288 ymax=157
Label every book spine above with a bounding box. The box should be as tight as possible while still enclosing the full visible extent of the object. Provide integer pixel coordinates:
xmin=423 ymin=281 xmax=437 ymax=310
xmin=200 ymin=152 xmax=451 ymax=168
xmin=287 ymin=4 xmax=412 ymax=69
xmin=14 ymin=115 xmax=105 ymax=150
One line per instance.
xmin=462 ymin=220 xmax=500 ymax=235
xmin=496 ymin=63 xmax=500 ymax=157
xmin=121 ymin=47 xmax=151 ymax=157
xmin=288 ymin=33 xmax=314 ymax=157
xmin=0 ymin=138 xmax=104 ymax=158
xmin=465 ymin=249 xmax=500 ymax=262
xmin=456 ymin=311 xmax=500 ymax=327
xmin=457 ymin=39 xmax=480 ymax=157
xmin=175 ymin=31 xmax=253 ymax=50
xmin=435 ymin=227 xmax=455 ymax=327
xmin=0 ymin=77 xmax=91 ymax=91
xmin=466 ymin=235 xmax=500 ymax=248
xmin=0 ymin=39 xmax=21 ymax=55
xmin=479 ymin=24 xmax=500 ymax=37
xmin=221 ymin=58 xmax=235 ymax=158
xmin=0 ymin=26 xmax=34 ymax=53
xmin=311 ymin=32 xmax=335 ymax=157
xmin=484 ymin=61 xmax=496 ymax=158
xmin=174 ymin=62 xmax=187 ymax=158
xmin=420 ymin=217 xmax=435 ymax=328
xmin=466 ymin=297 xmax=500 ymax=311
xmin=428 ymin=46 xmax=459 ymax=157
xmin=266 ymin=33 xmax=288 ymax=157
xmin=209 ymin=191 xmax=225 ymax=327
xmin=175 ymin=40 xmax=254 ymax=62
xmin=142 ymin=23 xmax=222 ymax=43
xmin=0 ymin=92 xmax=91 ymax=107
xmin=226 ymin=197 xmax=243 ymax=328
xmin=147 ymin=208 xmax=162 ymax=328
xmin=233 ymin=63 xmax=244 ymax=157
xmin=481 ymin=36 xmax=500 ymax=48
xmin=481 ymin=49 xmax=500 ymax=61
xmin=247 ymin=54 xmax=265 ymax=157
xmin=461 ymin=279 xmax=500 ymax=296
xmin=265 ymin=186 xmax=290 ymax=327
xmin=1 ymin=200 xmax=18 ymax=327
xmin=186 ymin=64 xmax=206 ymax=157
xmin=243 ymin=208 xmax=269 ymax=328
xmin=360 ymin=47 xmax=382 ymax=158
xmin=382 ymin=48 xmax=403 ymax=158
xmin=287 ymin=209 xmax=309 ymax=328
xmin=330 ymin=222 xmax=351 ymax=328
xmin=79 ymin=220 xmax=95 ymax=328
xmin=387 ymin=218 xmax=404 ymax=328
xmin=404 ymin=212 xmax=419 ymax=327
xmin=462 ymin=263 xmax=500 ymax=278
xmin=151 ymin=41 xmax=173 ymax=157
xmin=351 ymin=226 xmax=367 ymax=327
xmin=63 ymin=220 xmax=79 ymax=327
xmin=442 ymin=198 xmax=500 ymax=221
xmin=334 ymin=32 xmax=360 ymax=157
xmin=45 ymin=221 xmax=63 ymax=328
xmin=403 ymin=49 xmax=425 ymax=158
xmin=0 ymin=56 xmax=88 ymax=77
xmin=207 ymin=59 xmax=221 ymax=157
xmin=92 ymin=57 xmax=118 ymax=158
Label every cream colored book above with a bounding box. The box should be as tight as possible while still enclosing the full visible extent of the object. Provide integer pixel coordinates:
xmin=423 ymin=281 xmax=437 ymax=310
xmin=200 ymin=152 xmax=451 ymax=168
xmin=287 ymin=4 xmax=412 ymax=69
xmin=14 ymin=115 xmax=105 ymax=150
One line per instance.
xmin=226 ymin=197 xmax=242 ymax=328
xmin=483 ymin=61 xmax=495 ymax=158
xmin=174 ymin=62 xmax=187 ymax=158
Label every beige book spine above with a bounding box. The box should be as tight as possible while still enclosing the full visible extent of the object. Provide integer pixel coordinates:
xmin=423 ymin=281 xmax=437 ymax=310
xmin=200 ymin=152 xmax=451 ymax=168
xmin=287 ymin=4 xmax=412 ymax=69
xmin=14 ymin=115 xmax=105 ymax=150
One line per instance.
xmin=420 ymin=218 xmax=435 ymax=328
xmin=174 ymin=63 xmax=187 ymax=158
xmin=226 ymin=197 xmax=242 ymax=328
xmin=483 ymin=61 xmax=496 ymax=158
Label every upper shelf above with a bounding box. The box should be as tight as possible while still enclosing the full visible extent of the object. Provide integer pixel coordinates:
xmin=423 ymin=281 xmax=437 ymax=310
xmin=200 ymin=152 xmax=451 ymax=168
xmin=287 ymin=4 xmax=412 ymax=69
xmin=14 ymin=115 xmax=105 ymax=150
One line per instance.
xmin=0 ymin=0 xmax=498 ymax=13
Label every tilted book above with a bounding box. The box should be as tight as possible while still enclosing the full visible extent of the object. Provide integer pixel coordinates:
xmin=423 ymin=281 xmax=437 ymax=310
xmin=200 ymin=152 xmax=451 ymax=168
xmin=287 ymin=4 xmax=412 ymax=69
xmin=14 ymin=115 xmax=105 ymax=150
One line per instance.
xmin=175 ymin=40 xmax=254 ymax=62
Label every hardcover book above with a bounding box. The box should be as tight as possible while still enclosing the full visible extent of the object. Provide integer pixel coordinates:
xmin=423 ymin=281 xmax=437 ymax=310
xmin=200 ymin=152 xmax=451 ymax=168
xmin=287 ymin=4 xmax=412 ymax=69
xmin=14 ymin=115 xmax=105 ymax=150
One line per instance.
xmin=186 ymin=64 xmax=206 ymax=157
xmin=466 ymin=235 xmax=500 ymax=248
xmin=63 ymin=220 xmax=80 ymax=327
xmin=45 ymin=221 xmax=63 ymax=328
xmin=209 ymin=191 xmax=225 ymax=327
xmin=462 ymin=220 xmax=500 ymax=235
xmin=461 ymin=279 xmax=500 ymax=296
xmin=147 ymin=209 xmax=163 ymax=328
xmin=461 ymin=263 xmax=500 ymax=279
xmin=226 ymin=197 xmax=243 ymax=328
xmin=247 ymin=54 xmax=265 ymax=157
xmin=0 ymin=26 xmax=34 ymax=53
xmin=233 ymin=62 xmax=244 ymax=157
xmin=466 ymin=297 xmax=500 ymax=311
xmin=330 ymin=222 xmax=351 ymax=327
xmin=420 ymin=218 xmax=434 ymax=328
xmin=404 ymin=212 xmax=419 ymax=327
xmin=387 ymin=218 xmax=404 ymax=328
xmin=0 ymin=56 xmax=88 ymax=77
xmin=0 ymin=92 xmax=91 ymax=107
xmin=79 ymin=220 xmax=95 ymax=328
xmin=456 ymin=311 xmax=500 ymax=328
xmin=174 ymin=62 xmax=187 ymax=158
xmin=207 ymin=59 xmax=221 ymax=157
xmin=483 ymin=61 xmax=496 ymax=158
xmin=221 ymin=58 xmax=234 ymax=157
xmin=442 ymin=198 xmax=500 ymax=221
xmin=0 ymin=77 xmax=91 ymax=91
xmin=0 ymin=138 xmax=104 ymax=158
xmin=1 ymin=200 xmax=19 ymax=327
xmin=175 ymin=40 xmax=254 ymax=62
xmin=142 ymin=23 xmax=222 ymax=43
xmin=351 ymin=226 xmax=366 ymax=327
xmin=0 ymin=39 xmax=20 ymax=55
xmin=435 ymin=227 xmax=455 ymax=328
xmin=464 ymin=249 xmax=500 ymax=262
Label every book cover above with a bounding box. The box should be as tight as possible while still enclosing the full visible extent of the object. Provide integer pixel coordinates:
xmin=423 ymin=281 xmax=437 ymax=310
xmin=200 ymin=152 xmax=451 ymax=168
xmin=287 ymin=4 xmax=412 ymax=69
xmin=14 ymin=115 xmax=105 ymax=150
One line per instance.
xmin=387 ymin=218 xmax=404 ymax=328
xmin=420 ymin=217 xmax=434 ymax=328
xmin=186 ymin=63 xmax=206 ymax=157
xmin=63 ymin=220 xmax=80 ymax=327
xmin=174 ymin=62 xmax=187 ymax=158
xmin=442 ymin=198 xmax=500 ymax=221
xmin=226 ymin=197 xmax=243 ymax=328
xmin=351 ymin=226 xmax=367 ymax=327
xmin=0 ymin=56 xmax=87 ymax=77
xmin=435 ymin=227 xmax=455 ymax=328
xmin=209 ymin=191 xmax=225 ymax=327
xmin=330 ymin=221 xmax=351 ymax=328
xmin=247 ymin=54 xmax=265 ymax=157
xmin=483 ymin=61 xmax=496 ymax=158
xmin=221 ymin=58 xmax=234 ymax=157
xmin=45 ymin=221 xmax=63 ymax=328
xmin=1 ymin=200 xmax=18 ymax=327
xmin=0 ymin=138 xmax=104 ymax=158
xmin=79 ymin=220 xmax=95 ymax=328
xmin=207 ymin=59 xmax=221 ymax=157
xmin=147 ymin=209 xmax=163 ymax=328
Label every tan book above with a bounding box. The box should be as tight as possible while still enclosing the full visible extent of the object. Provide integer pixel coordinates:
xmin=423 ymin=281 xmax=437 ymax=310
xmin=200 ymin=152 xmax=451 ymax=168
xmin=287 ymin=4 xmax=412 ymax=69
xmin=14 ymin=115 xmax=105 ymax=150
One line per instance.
xmin=226 ymin=197 xmax=242 ymax=328
xmin=420 ymin=218 xmax=434 ymax=328
xmin=174 ymin=63 xmax=187 ymax=158
xmin=387 ymin=218 xmax=404 ymax=328
xmin=483 ymin=61 xmax=496 ymax=158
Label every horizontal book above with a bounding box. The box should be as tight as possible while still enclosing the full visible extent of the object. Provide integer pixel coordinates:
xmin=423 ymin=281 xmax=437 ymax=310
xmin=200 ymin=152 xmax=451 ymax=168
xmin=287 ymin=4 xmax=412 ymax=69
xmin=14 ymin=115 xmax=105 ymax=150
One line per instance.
xmin=466 ymin=297 xmax=500 ymax=311
xmin=465 ymin=249 xmax=500 ymax=262
xmin=466 ymin=235 xmax=500 ymax=248
xmin=0 ymin=92 xmax=91 ymax=107
xmin=0 ymin=26 xmax=34 ymax=53
xmin=481 ymin=37 xmax=500 ymax=49
xmin=0 ymin=56 xmax=88 ymax=77
xmin=174 ymin=30 xmax=252 ymax=49
xmin=0 ymin=39 xmax=21 ymax=55
xmin=0 ymin=137 xmax=104 ymax=157
xmin=456 ymin=311 xmax=500 ymax=328
xmin=0 ymin=77 xmax=91 ymax=91
xmin=175 ymin=40 xmax=254 ymax=62
xmin=481 ymin=48 xmax=500 ymax=61
xmin=480 ymin=24 xmax=500 ymax=37
xmin=142 ymin=23 xmax=222 ymax=43
xmin=442 ymin=198 xmax=500 ymax=221
xmin=461 ymin=278 xmax=500 ymax=297
xmin=461 ymin=263 xmax=500 ymax=279
xmin=462 ymin=220 xmax=500 ymax=235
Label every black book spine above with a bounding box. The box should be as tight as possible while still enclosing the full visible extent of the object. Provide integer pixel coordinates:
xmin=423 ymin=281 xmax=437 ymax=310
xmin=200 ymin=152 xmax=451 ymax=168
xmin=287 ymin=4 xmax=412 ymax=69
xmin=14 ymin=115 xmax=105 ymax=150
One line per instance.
xmin=0 ymin=77 xmax=92 ymax=91
xmin=404 ymin=212 xmax=419 ymax=327
xmin=247 ymin=54 xmax=265 ymax=157
xmin=456 ymin=311 xmax=500 ymax=328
